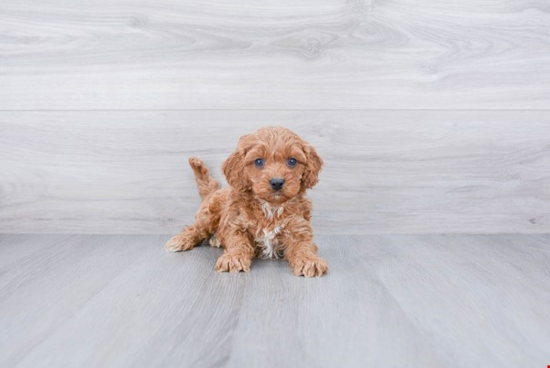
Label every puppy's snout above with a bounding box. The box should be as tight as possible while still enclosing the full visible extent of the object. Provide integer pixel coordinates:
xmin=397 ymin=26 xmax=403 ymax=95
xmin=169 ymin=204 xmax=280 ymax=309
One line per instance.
xmin=270 ymin=178 xmax=285 ymax=191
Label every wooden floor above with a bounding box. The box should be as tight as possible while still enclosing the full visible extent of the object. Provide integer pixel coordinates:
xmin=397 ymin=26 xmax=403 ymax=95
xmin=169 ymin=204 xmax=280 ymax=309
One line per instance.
xmin=1 ymin=234 xmax=549 ymax=368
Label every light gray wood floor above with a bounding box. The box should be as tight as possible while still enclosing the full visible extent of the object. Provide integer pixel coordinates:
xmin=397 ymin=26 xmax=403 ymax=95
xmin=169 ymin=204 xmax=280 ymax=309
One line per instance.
xmin=1 ymin=234 xmax=549 ymax=368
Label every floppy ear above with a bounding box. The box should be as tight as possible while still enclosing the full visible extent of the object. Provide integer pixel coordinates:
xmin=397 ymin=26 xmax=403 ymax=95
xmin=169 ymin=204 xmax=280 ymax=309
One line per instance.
xmin=301 ymin=144 xmax=323 ymax=189
xmin=222 ymin=136 xmax=251 ymax=192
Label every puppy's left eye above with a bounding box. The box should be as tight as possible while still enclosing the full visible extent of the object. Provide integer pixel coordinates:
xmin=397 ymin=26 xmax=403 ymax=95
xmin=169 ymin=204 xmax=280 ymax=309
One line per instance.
xmin=287 ymin=158 xmax=298 ymax=167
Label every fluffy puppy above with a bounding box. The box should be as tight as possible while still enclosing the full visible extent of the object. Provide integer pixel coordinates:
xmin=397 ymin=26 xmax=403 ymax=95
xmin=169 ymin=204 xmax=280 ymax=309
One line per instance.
xmin=165 ymin=126 xmax=328 ymax=277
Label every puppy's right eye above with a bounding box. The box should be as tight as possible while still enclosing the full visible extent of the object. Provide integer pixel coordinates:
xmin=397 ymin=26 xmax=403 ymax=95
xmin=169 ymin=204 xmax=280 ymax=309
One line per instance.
xmin=254 ymin=158 xmax=265 ymax=168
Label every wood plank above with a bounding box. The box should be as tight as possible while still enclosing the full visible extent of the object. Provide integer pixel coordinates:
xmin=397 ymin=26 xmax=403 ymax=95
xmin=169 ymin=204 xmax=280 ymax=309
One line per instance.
xmin=6 ymin=236 xmax=246 ymax=368
xmin=2 ymin=234 xmax=550 ymax=368
xmin=370 ymin=234 xmax=550 ymax=368
xmin=0 ymin=235 xmax=152 ymax=368
xmin=1 ymin=110 xmax=549 ymax=234
xmin=225 ymin=235 xmax=449 ymax=368
xmin=0 ymin=234 xmax=73 ymax=270
xmin=1 ymin=0 xmax=550 ymax=109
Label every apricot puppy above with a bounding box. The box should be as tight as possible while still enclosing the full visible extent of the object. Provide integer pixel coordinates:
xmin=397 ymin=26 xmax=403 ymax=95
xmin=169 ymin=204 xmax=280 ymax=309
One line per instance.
xmin=165 ymin=126 xmax=328 ymax=277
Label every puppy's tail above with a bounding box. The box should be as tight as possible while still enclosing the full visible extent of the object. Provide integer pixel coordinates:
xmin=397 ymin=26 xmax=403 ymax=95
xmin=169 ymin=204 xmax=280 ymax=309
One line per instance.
xmin=188 ymin=157 xmax=220 ymax=200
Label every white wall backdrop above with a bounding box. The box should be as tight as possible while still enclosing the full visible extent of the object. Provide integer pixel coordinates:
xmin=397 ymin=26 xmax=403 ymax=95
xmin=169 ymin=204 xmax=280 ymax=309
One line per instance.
xmin=1 ymin=0 xmax=550 ymax=234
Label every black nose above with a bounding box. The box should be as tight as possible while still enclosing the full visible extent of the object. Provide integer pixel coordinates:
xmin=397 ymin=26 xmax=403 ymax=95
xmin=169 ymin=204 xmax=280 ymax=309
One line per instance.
xmin=270 ymin=178 xmax=285 ymax=191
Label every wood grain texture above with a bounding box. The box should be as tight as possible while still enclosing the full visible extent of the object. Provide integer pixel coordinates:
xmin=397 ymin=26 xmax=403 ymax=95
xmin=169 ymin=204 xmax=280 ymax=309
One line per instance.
xmin=1 ymin=0 xmax=550 ymax=110
xmin=0 ymin=235 xmax=152 ymax=367
xmin=225 ymin=235 xmax=448 ymax=368
xmin=1 ymin=234 xmax=550 ymax=368
xmin=1 ymin=110 xmax=549 ymax=234
xmin=0 ymin=235 xmax=244 ymax=368
xmin=370 ymin=234 xmax=550 ymax=368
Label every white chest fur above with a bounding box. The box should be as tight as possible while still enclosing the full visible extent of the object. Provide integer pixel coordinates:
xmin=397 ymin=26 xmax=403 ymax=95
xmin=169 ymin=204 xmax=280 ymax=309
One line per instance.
xmin=256 ymin=201 xmax=286 ymax=259
xmin=256 ymin=225 xmax=284 ymax=259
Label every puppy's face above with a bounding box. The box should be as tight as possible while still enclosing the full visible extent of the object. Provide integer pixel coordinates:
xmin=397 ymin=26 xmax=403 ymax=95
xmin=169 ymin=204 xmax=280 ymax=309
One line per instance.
xmin=223 ymin=127 xmax=323 ymax=204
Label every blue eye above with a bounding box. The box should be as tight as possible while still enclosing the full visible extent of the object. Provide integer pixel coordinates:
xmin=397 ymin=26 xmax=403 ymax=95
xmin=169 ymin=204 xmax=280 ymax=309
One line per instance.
xmin=254 ymin=158 xmax=265 ymax=168
xmin=287 ymin=158 xmax=297 ymax=167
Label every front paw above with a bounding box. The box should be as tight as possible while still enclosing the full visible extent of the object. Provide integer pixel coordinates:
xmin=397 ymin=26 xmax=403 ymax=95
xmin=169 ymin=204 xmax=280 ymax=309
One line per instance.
xmin=291 ymin=255 xmax=328 ymax=277
xmin=215 ymin=253 xmax=252 ymax=273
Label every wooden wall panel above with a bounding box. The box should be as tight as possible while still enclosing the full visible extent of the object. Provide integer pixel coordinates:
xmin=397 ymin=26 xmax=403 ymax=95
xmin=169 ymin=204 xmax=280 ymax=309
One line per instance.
xmin=1 ymin=110 xmax=548 ymax=234
xmin=1 ymin=0 xmax=550 ymax=110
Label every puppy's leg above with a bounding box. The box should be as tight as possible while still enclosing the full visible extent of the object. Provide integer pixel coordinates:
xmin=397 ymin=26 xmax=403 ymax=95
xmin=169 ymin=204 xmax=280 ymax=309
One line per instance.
xmin=215 ymin=232 xmax=254 ymax=273
xmin=209 ymin=235 xmax=222 ymax=247
xmin=282 ymin=218 xmax=328 ymax=277
xmin=286 ymin=242 xmax=328 ymax=278
xmin=165 ymin=200 xmax=214 ymax=252
xmin=164 ymin=222 xmax=209 ymax=252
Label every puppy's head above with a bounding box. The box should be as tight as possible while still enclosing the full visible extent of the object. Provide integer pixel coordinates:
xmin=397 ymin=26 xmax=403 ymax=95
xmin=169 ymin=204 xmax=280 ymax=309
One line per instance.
xmin=222 ymin=126 xmax=322 ymax=204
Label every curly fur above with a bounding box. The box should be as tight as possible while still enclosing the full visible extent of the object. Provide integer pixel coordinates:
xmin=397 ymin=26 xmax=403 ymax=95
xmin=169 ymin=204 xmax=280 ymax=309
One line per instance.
xmin=165 ymin=126 xmax=328 ymax=277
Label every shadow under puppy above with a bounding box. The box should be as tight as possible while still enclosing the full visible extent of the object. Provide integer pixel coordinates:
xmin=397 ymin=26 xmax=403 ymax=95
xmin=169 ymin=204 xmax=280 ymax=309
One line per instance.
xmin=165 ymin=126 xmax=328 ymax=277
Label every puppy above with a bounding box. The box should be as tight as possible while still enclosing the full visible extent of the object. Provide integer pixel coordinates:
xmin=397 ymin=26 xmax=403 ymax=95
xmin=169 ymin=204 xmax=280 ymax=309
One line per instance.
xmin=165 ymin=126 xmax=328 ymax=277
